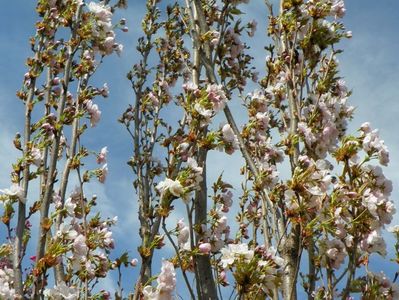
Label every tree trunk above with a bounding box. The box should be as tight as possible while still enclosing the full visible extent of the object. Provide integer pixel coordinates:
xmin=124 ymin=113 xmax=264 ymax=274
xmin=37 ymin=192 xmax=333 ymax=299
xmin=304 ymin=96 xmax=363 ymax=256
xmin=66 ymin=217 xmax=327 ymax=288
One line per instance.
xmin=194 ymin=147 xmax=218 ymax=300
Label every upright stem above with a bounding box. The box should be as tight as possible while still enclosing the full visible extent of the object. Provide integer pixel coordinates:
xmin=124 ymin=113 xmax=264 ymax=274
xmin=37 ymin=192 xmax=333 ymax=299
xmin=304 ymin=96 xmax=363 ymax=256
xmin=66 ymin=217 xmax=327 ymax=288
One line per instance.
xmin=278 ymin=1 xmax=302 ymax=298
xmin=131 ymin=3 xmax=158 ymax=298
xmin=186 ymin=1 xmax=218 ymax=298
xmin=34 ymin=4 xmax=82 ymax=296
xmin=14 ymin=32 xmax=47 ymax=297
xmin=54 ymin=76 xmax=87 ymax=283
xmin=14 ymin=76 xmax=37 ymax=298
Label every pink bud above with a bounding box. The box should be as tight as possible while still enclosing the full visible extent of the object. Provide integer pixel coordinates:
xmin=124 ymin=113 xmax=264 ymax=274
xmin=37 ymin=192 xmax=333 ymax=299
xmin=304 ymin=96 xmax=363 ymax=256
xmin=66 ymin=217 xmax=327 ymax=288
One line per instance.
xmin=220 ymin=270 xmax=227 ymax=284
xmin=199 ymin=242 xmax=212 ymax=254
xmin=130 ymin=258 xmax=138 ymax=267
xmin=52 ymin=77 xmax=60 ymax=85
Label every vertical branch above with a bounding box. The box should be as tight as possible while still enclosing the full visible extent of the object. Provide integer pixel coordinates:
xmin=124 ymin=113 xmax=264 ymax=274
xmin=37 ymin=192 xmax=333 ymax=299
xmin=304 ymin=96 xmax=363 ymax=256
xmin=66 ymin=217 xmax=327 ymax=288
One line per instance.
xmin=14 ymin=76 xmax=37 ymax=298
xmin=277 ymin=1 xmax=302 ymax=299
xmin=34 ymin=3 xmax=83 ymax=295
xmin=186 ymin=1 xmax=218 ymax=298
xmin=14 ymin=33 xmax=47 ymax=297
xmin=131 ymin=1 xmax=158 ymax=297
xmin=54 ymin=75 xmax=88 ymax=283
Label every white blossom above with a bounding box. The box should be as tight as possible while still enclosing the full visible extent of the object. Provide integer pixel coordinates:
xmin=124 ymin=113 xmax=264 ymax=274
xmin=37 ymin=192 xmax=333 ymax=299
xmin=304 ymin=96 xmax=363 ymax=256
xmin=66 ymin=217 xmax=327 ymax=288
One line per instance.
xmin=220 ymin=243 xmax=254 ymax=268
xmin=0 ymin=183 xmax=25 ymax=203
xmin=43 ymin=281 xmax=78 ymax=300
xmin=156 ymin=178 xmax=184 ymax=198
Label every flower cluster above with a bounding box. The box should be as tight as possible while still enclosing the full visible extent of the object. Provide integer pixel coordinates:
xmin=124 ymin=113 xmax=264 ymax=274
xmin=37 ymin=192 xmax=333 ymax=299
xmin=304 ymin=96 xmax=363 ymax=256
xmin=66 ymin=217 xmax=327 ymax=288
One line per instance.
xmin=143 ymin=260 xmax=176 ymax=300
xmin=220 ymin=243 xmax=254 ymax=269
xmin=298 ymin=86 xmax=354 ymax=158
xmin=88 ymin=2 xmax=123 ymax=56
xmin=0 ymin=266 xmax=15 ymax=299
xmin=219 ymin=243 xmax=284 ymax=297
xmin=362 ymin=271 xmax=399 ymax=300
xmin=360 ymin=122 xmax=390 ymax=166
xmin=191 ymin=83 xmax=228 ymax=125
xmin=202 ymin=178 xmax=234 ymax=252
xmin=44 ymin=281 xmax=78 ymax=300
xmin=156 ymin=158 xmax=203 ymax=205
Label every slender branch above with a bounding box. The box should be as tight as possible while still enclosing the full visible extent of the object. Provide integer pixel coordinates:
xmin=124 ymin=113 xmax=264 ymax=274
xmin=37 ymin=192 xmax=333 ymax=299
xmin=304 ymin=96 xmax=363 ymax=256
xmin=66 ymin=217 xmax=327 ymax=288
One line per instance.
xmin=34 ymin=4 xmax=83 ymax=296
xmin=14 ymin=72 xmax=37 ymax=298
xmin=54 ymin=75 xmax=88 ymax=283
xmin=14 ymin=32 xmax=47 ymax=297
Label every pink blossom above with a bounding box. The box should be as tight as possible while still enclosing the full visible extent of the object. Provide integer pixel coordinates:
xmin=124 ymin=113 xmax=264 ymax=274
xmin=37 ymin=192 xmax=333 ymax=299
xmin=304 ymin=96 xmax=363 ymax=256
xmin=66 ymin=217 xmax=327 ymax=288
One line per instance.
xmin=361 ymin=230 xmax=387 ymax=256
xmin=97 ymin=147 xmax=108 ymax=164
xmin=367 ymin=271 xmax=399 ymax=299
xmin=41 ymin=122 xmax=55 ymax=138
xmin=187 ymin=157 xmax=203 ymax=185
xmin=31 ymin=147 xmax=43 ymax=166
xmin=330 ymin=0 xmax=346 ymax=18
xmin=182 ymin=81 xmax=198 ymax=92
xmin=73 ymin=234 xmax=88 ymax=258
xmin=219 ymin=270 xmax=228 ymax=285
xmin=206 ymin=84 xmax=227 ymax=112
xmin=256 ymin=112 xmax=269 ymax=128
xmin=298 ymin=122 xmax=316 ymax=145
xmin=103 ymin=36 xmax=115 ymax=55
xmin=157 ymin=260 xmax=176 ymax=298
xmin=115 ymin=44 xmax=123 ymax=56
xmin=221 ymin=190 xmax=233 ymax=212
xmin=88 ymin=2 xmax=112 ymax=23
xmin=86 ymin=100 xmax=101 ymax=127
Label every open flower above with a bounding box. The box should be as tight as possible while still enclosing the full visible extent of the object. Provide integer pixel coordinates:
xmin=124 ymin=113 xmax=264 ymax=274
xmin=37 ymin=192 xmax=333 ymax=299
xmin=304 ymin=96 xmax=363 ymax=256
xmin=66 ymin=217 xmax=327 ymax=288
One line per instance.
xmin=156 ymin=178 xmax=184 ymax=198
xmin=220 ymin=243 xmax=254 ymax=268
xmin=44 ymin=281 xmax=78 ymax=300
xmin=0 ymin=183 xmax=25 ymax=203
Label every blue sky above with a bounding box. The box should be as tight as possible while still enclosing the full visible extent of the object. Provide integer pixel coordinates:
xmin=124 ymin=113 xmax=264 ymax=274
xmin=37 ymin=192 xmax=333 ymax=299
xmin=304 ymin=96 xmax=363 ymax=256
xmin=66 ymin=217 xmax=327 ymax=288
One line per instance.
xmin=1 ymin=0 xmax=399 ymax=297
